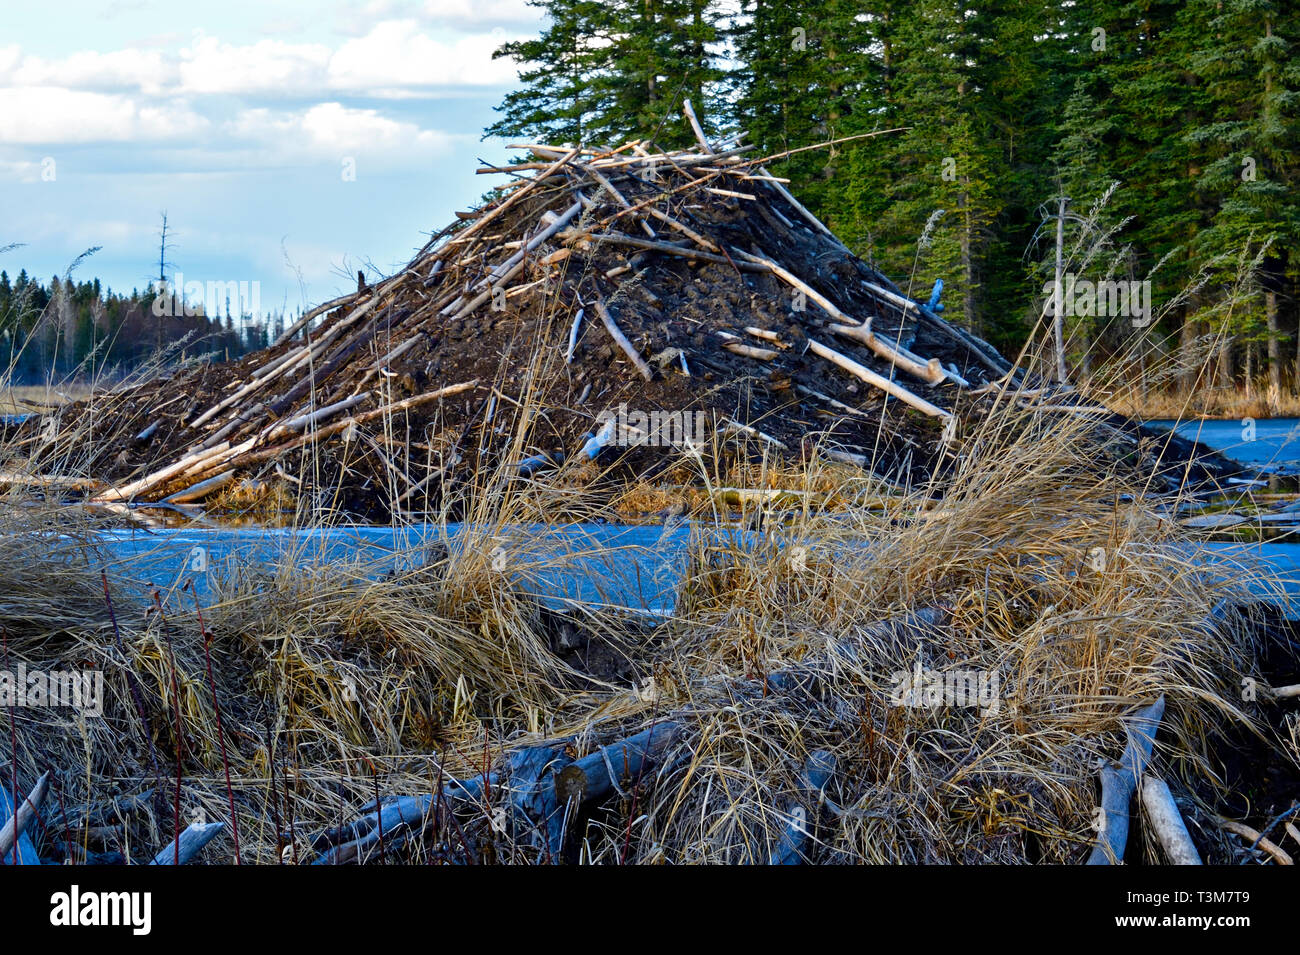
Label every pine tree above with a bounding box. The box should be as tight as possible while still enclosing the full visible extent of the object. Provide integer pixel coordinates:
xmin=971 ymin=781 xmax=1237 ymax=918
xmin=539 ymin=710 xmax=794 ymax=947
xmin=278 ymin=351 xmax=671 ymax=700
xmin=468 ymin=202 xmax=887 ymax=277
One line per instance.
xmin=488 ymin=0 xmax=724 ymax=148
xmin=486 ymin=0 xmax=608 ymax=145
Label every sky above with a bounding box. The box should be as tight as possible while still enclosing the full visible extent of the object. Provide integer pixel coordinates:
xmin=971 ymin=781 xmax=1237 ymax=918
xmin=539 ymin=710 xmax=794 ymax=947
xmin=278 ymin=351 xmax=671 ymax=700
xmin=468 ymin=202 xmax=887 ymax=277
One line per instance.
xmin=0 ymin=0 xmax=546 ymax=318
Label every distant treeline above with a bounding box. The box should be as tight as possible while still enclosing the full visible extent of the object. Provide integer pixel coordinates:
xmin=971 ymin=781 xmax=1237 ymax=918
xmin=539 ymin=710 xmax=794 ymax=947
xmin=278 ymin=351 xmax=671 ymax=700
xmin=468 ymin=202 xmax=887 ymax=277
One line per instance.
xmin=0 ymin=270 xmax=286 ymax=384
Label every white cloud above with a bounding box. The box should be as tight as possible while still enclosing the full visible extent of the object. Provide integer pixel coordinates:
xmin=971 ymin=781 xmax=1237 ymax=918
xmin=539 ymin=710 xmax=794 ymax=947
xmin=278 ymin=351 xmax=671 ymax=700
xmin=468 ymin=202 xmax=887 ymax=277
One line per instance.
xmin=178 ymin=35 xmax=332 ymax=95
xmin=0 ymin=87 xmax=208 ymax=144
xmin=226 ymin=102 xmax=463 ymax=163
xmin=0 ymin=20 xmax=527 ymax=103
xmin=328 ymin=21 xmax=519 ymax=90
xmin=9 ymin=48 xmax=177 ymax=96
xmin=0 ymin=158 xmax=43 ymax=183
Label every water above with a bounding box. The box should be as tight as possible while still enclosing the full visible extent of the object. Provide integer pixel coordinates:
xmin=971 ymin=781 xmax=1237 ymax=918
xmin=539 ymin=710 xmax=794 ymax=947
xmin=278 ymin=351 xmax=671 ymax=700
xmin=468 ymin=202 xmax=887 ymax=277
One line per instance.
xmin=86 ymin=418 xmax=1300 ymax=617
xmin=1146 ymin=417 xmax=1300 ymax=470
xmin=1145 ymin=416 xmax=1300 ymax=613
xmin=94 ymin=521 xmax=757 ymax=617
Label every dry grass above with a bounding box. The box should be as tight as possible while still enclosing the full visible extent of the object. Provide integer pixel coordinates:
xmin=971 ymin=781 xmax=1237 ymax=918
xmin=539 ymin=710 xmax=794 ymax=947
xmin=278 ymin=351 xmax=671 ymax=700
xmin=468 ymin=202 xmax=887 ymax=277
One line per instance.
xmin=1103 ymin=380 xmax=1300 ymax=420
xmin=0 ymin=392 xmax=1294 ymax=865
xmin=0 ymin=384 xmax=91 ymax=413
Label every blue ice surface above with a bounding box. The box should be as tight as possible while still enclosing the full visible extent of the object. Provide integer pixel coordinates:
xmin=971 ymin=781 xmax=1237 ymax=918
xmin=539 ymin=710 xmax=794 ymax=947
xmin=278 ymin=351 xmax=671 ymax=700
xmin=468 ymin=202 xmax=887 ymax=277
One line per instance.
xmin=87 ymin=518 xmax=1300 ymax=620
xmin=91 ymin=521 xmax=770 ymax=617
xmin=1145 ymin=417 xmax=1300 ymax=470
xmin=80 ymin=419 xmax=1300 ymax=621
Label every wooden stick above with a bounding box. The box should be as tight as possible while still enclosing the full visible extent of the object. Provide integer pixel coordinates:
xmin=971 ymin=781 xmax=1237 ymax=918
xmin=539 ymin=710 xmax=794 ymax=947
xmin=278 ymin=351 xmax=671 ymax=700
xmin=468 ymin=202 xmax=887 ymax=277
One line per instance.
xmin=461 ymin=147 xmax=580 ymax=244
xmin=148 ymin=821 xmax=225 ymax=865
xmin=733 ymin=248 xmax=850 ymax=317
xmin=745 ymin=327 xmax=785 ymax=345
xmin=161 ymin=469 xmax=237 ymax=504
xmin=271 ymin=392 xmax=372 ymax=438
xmin=829 ymin=322 xmax=950 ymax=385
xmin=859 ymin=277 xmax=1011 ymax=376
xmin=1212 ymin=815 xmax=1294 ymax=865
xmin=479 ymin=199 xmax=584 ymax=289
xmin=1140 ymin=775 xmax=1202 ymax=865
xmin=1087 ymin=696 xmax=1165 ymax=865
xmin=716 ymin=329 xmax=777 ymax=360
xmin=0 ymin=470 xmax=100 ymax=490
xmin=0 ymin=771 xmax=49 ymax=861
xmin=273 ymin=289 xmax=361 ymax=346
xmin=704 ymin=186 xmax=756 ymax=201
xmin=586 ymin=233 xmax=766 ymax=270
xmin=720 ymin=417 xmax=787 ymax=449
xmin=594 ymin=297 xmax=654 ymax=382
xmin=565 ymin=307 xmax=585 ymax=363
xmin=225 ymin=381 xmax=479 ymax=472
xmin=682 ymin=99 xmax=713 ymax=154
xmin=749 ymin=168 xmax=840 ymax=241
xmin=643 ymin=206 xmax=718 ymax=251
xmin=92 ymin=441 xmax=235 ymax=502
xmin=585 ymin=166 xmax=656 ymax=238
xmin=806 ymin=338 xmax=950 ymax=419
xmin=722 ymin=341 xmax=778 ymax=361
xmin=191 ymin=296 xmax=378 ymax=430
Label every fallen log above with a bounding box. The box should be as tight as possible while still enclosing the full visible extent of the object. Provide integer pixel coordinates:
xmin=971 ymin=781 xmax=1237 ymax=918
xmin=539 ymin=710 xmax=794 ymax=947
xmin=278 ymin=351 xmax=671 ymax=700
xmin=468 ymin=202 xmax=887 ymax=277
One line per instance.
xmin=770 ymin=750 xmax=836 ymax=865
xmin=806 ymin=338 xmax=951 ymax=420
xmin=1086 ymin=695 xmax=1166 ymax=865
xmin=1139 ymin=775 xmax=1202 ymax=865
xmin=318 ymin=609 xmax=950 ymax=864
xmin=312 ymin=772 xmax=495 ymax=865
xmin=504 ymin=740 xmax=573 ymax=859
xmin=554 ymin=720 xmax=683 ymax=809
xmin=148 ymin=821 xmax=225 ymax=865
xmin=0 ymin=772 xmax=49 ymax=865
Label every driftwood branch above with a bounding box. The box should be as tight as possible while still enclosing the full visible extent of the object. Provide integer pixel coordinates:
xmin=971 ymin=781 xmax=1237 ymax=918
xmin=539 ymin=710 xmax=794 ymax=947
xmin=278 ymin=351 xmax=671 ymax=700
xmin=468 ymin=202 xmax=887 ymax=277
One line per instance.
xmin=806 ymin=338 xmax=951 ymax=420
xmin=770 ymin=751 xmax=836 ymax=864
xmin=1086 ymin=695 xmax=1166 ymax=865
xmin=0 ymin=771 xmax=49 ymax=864
xmin=148 ymin=821 xmax=225 ymax=865
xmin=594 ymin=297 xmax=654 ymax=382
xmin=1212 ymin=814 xmax=1295 ymax=865
xmin=1139 ymin=775 xmax=1201 ymax=865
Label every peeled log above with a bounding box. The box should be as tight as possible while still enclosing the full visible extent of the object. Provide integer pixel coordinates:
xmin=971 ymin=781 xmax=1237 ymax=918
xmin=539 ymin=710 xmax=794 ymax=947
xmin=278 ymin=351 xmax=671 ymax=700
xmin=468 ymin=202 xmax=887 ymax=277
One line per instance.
xmin=1086 ymin=696 xmax=1165 ymax=865
xmin=148 ymin=821 xmax=225 ymax=865
xmin=0 ymin=772 xmax=49 ymax=864
xmin=1140 ymin=775 xmax=1202 ymax=865
xmin=806 ymin=338 xmax=951 ymax=420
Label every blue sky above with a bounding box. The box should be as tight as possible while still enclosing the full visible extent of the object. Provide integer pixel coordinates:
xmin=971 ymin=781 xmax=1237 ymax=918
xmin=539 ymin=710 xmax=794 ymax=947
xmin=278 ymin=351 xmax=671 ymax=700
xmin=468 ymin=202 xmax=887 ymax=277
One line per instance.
xmin=0 ymin=0 xmax=546 ymax=317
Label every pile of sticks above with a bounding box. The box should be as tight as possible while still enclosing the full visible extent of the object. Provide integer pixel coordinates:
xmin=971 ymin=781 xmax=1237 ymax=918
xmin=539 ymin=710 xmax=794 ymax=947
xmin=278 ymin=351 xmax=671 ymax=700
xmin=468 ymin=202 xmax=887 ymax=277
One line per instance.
xmin=54 ymin=103 xmax=1025 ymax=513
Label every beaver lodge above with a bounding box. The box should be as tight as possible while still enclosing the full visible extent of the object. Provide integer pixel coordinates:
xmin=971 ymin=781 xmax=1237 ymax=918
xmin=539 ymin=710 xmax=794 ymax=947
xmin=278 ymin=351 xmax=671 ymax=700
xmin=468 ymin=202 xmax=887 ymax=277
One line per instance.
xmin=1 ymin=109 xmax=1296 ymax=868
xmin=11 ymin=115 xmax=1237 ymax=522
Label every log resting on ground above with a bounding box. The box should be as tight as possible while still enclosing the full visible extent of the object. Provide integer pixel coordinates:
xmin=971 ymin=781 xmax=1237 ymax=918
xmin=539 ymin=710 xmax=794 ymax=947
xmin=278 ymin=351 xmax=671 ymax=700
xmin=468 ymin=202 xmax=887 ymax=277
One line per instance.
xmin=1086 ymin=695 xmax=1166 ymax=865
